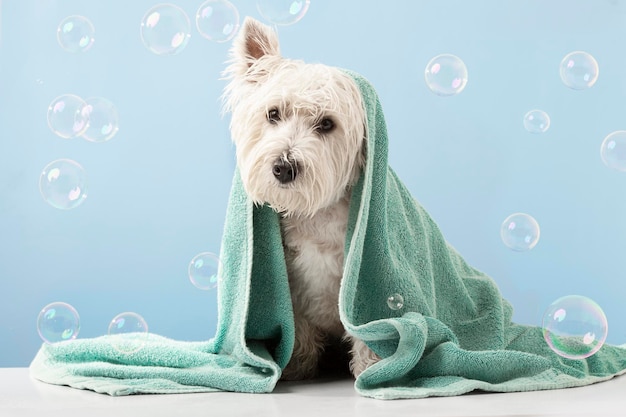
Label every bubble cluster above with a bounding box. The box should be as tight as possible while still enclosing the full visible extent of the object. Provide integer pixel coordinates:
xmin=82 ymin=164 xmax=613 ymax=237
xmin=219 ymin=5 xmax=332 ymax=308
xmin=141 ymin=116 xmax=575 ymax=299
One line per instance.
xmin=424 ymin=54 xmax=468 ymax=96
xmin=140 ymin=4 xmax=191 ymax=55
xmin=188 ymin=252 xmax=221 ymax=290
xmin=559 ymin=51 xmax=599 ymax=90
xmin=39 ymin=159 xmax=88 ymax=210
xmin=37 ymin=302 xmax=80 ymax=344
xmin=57 ymin=15 xmax=95 ymax=53
xmin=500 ymin=213 xmax=540 ymax=252
xmin=47 ymin=94 xmax=90 ymax=139
xmin=108 ymin=312 xmax=149 ymax=354
xmin=523 ymin=109 xmax=550 ymax=134
xmin=600 ymin=131 xmax=626 ymax=172
xmin=542 ymin=295 xmax=608 ymax=359
xmin=81 ymin=97 xmax=120 ymax=143
xmin=196 ymin=0 xmax=240 ymax=42
xmin=256 ymin=0 xmax=310 ymax=25
xmin=387 ymin=293 xmax=404 ymax=311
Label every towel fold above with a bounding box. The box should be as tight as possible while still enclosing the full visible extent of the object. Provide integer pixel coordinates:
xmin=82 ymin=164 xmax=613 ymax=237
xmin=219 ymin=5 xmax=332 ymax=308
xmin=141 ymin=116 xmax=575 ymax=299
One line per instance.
xmin=30 ymin=70 xmax=626 ymax=400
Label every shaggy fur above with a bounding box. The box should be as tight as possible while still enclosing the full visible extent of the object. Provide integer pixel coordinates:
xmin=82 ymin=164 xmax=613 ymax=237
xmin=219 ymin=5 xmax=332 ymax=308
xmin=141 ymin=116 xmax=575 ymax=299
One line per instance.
xmin=222 ymin=17 xmax=379 ymax=380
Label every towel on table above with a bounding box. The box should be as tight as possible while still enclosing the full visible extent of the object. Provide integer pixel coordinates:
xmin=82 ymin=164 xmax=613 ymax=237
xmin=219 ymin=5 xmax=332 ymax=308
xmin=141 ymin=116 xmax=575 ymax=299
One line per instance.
xmin=30 ymin=70 xmax=626 ymax=400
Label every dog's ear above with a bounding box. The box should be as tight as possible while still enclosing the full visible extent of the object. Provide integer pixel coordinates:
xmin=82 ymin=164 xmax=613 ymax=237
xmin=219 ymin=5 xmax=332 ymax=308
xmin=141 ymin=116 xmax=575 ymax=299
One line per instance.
xmin=229 ymin=17 xmax=280 ymax=77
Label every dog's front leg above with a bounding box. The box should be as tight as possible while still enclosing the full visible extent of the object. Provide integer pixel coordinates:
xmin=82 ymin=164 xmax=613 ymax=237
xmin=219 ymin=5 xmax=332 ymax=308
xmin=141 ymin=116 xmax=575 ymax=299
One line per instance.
xmin=280 ymin=314 xmax=325 ymax=380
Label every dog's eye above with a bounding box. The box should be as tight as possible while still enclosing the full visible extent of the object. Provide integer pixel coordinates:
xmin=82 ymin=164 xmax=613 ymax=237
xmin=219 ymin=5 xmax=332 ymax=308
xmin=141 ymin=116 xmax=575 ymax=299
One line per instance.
xmin=267 ymin=108 xmax=280 ymax=124
xmin=317 ymin=118 xmax=335 ymax=133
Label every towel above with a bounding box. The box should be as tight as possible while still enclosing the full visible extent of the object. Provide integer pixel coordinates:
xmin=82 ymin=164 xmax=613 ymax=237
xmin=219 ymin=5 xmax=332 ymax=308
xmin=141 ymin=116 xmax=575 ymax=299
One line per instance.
xmin=30 ymin=70 xmax=626 ymax=400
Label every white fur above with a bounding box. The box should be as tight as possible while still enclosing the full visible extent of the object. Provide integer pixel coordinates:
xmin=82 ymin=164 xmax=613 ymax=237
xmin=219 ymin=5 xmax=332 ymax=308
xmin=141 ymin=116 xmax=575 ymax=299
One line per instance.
xmin=223 ymin=17 xmax=379 ymax=380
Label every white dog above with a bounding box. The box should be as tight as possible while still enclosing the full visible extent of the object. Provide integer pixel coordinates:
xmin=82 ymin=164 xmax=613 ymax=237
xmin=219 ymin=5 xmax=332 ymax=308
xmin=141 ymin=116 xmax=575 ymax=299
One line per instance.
xmin=223 ymin=17 xmax=380 ymax=380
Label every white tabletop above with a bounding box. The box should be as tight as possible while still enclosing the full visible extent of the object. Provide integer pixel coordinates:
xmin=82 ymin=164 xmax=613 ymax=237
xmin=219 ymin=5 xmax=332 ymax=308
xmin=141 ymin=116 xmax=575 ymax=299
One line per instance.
xmin=1 ymin=368 xmax=624 ymax=417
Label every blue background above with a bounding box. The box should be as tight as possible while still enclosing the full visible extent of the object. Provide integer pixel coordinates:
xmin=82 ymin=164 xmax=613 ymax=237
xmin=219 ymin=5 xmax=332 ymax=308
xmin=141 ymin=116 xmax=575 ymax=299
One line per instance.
xmin=1 ymin=0 xmax=625 ymax=367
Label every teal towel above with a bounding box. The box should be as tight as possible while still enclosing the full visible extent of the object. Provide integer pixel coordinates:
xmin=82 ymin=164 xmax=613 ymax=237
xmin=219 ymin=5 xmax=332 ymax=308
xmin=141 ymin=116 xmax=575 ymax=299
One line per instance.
xmin=30 ymin=70 xmax=626 ymax=400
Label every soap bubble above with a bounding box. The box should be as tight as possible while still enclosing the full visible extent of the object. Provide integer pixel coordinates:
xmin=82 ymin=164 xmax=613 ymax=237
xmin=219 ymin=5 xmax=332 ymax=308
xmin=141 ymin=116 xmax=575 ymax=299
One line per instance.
xmin=196 ymin=0 xmax=240 ymax=42
xmin=387 ymin=293 xmax=404 ymax=311
xmin=188 ymin=252 xmax=221 ymax=290
xmin=256 ymin=0 xmax=310 ymax=25
xmin=140 ymin=4 xmax=191 ymax=55
xmin=523 ymin=109 xmax=550 ymax=134
xmin=600 ymin=131 xmax=626 ymax=172
xmin=47 ymin=94 xmax=90 ymax=139
xmin=559 ymin=51 xmax=599 ymax=90
xmin=37 ymin=302 xmax=80 ymax=344
xmin=500 ymin=213 xmax=540 ymax=251
xmin=542 ymin=295 xmax=608 ymax=359
xmin=108 ymin=312 xmax=149 ymax=354
xmin=81 ymin=97 xmax=119 ymax=143
xmin=424 ymin=54 xmax=468 ymax=96
xmin=39 ymin=159 xmax=88 ymax=210
xmin=57 ymin=15 xmax=95 ymax=53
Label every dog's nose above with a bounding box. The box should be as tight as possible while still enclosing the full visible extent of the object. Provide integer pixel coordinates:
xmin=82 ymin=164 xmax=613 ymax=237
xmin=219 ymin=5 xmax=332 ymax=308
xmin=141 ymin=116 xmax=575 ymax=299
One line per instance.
xmin=272 ymin=159 xmax=298 ymax=184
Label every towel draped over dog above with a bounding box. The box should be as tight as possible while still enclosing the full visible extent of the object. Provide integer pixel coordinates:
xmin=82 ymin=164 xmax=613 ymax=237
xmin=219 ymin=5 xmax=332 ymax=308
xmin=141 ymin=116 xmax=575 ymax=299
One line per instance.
xmin=29 ymin=70 xmax=626 ymax=399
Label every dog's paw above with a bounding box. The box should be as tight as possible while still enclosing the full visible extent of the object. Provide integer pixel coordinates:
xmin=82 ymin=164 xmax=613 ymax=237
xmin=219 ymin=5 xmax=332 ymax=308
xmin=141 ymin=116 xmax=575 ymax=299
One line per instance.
xmin=280 ymin=359 xmax=319 ymax=381
xmin=348 ymin=337 xmax=381 ymax=378
xmin=349 ymin=350 xmax=381 ymax=378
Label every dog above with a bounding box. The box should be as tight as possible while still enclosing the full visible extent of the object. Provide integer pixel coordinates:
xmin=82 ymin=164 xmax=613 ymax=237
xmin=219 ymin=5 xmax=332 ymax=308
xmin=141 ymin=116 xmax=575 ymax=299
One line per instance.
xmin=222 ymin=17 xmax=380 ymax=380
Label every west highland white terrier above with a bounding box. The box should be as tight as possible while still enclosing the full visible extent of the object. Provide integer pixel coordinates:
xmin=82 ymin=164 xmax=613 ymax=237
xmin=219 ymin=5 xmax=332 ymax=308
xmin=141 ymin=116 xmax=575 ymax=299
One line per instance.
xmin=223 ymin=17 xmax=379 ymax=380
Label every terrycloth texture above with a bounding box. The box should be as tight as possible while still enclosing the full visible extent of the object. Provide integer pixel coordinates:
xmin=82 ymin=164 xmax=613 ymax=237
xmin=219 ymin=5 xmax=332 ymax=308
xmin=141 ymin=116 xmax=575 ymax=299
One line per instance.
xmin=30 ymin=71 xmax=626 ymax=399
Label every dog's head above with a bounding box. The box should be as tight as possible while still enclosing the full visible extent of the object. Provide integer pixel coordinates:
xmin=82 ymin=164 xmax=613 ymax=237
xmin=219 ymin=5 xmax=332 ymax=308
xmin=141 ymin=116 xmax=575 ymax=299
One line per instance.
xmin=222 ymin=18 xmax=366 ymax=218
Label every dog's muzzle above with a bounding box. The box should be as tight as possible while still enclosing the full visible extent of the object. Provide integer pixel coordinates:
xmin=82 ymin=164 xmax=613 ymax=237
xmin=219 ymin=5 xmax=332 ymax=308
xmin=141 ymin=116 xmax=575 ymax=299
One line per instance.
xmin=272 ymin=158 xmax=299 ymax=184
